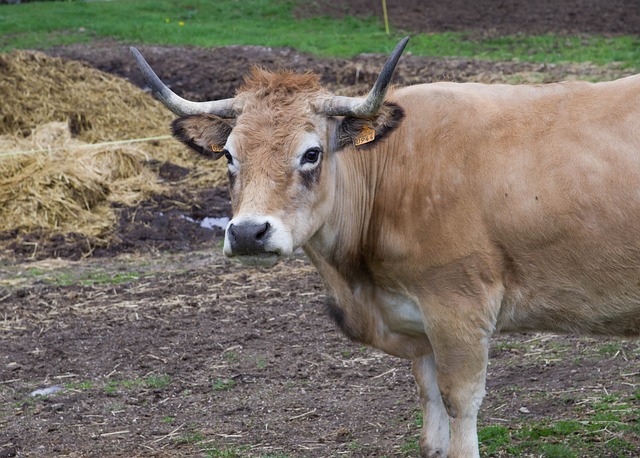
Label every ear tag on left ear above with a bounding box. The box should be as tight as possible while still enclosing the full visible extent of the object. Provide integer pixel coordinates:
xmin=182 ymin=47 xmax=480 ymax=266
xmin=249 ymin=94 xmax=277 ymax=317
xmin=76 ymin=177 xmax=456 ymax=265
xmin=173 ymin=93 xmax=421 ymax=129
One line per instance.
xmin=210 ymin=144 xmax=224 ymax=153
xmin=354 ymin=126 xmax=375 ymax=147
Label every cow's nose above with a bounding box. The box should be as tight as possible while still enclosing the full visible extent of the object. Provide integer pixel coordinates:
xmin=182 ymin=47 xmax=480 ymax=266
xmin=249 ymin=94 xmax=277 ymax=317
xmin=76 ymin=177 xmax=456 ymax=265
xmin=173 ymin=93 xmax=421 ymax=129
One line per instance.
xmin=227 ymin=221 xmax=271 ymax=254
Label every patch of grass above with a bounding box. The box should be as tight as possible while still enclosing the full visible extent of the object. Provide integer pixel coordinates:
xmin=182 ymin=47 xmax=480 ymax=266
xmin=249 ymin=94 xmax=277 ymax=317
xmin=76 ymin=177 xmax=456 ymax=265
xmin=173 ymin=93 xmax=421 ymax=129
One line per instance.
xmin=597 ymin=342 xmax=622 ymax=356
xmin=162 ymin=416 xmax=175 ymax=424
xmin=414 ymin=408 xmax=423 ymax=428
xmin=399 ymin=437 xmax=420 ymax=456
xmin=552 ymin=420 xmax=582 ymax=436
xmin=56 ymin=271 xmax=140 ymax=286
xmin=144 ymin=374 xmax=171 ymax=389
xmin=103 ymin=380 xmax=119 ymax=394
xmin=492 ymin=340 xmax=525 ymax=352
xmin=484 ymin=413 xmax=639 ymax=456
xmin=212 ymin=378 xmax=235 ymax=391
xmin=120 ymin=378 xmax=143 ymax=390
xmin=26 ymin=267 xmax=46 ymax=276
xmin=0 ymin=1 xmax=638 ymax=68
xmin=175 ymin=430 xmax=205 ymax=445
xmin=415 ymin=33 xmax=640 ymax=69
xmin=479 ymin=425 xmax=511 ymax=455
xmin=538 ymin=443 xmax=576 ymax=458
xmin=255 ymin=356 xmax=267 ymax=370
xmin=15 ymin=397 xmax=36 ymax=409
xmin=22 ymin=268 xmax=142 ymax=287
xmin=203 ymin=446 xmax=249 ymax=458
xmin=64 ymin=380 xmax=93 ymax=390
xmin=476 ymin=383 xmax=639 ymax=457
xmin=224 ymin=351 xmax=239 ymax=365
xmin=79 ymin=272 xmax=141 ymax=286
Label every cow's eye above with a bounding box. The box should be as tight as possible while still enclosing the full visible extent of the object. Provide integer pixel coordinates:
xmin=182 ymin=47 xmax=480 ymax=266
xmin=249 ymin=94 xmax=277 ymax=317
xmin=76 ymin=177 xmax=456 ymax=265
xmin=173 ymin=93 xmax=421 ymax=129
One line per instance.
xmin=223 ymin=149 xmax=233 ymax=165
xmin=301 ymin=147 xmax=322 ymax=166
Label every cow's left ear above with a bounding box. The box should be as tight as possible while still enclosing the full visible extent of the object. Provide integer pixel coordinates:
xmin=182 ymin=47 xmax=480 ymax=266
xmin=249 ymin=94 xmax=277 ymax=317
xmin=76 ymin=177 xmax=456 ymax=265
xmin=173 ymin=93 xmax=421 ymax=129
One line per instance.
xmin=171 ymin=114 xmax=235 ymax=159
xmin=334 ymin=102 xmax=405 ymax=151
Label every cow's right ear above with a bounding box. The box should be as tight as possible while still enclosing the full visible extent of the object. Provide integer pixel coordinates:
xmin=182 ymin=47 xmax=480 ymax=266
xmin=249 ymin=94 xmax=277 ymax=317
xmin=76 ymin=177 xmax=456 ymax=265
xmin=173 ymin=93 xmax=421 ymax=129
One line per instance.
xmin=171 ymin=114 xmax=235 ymax=159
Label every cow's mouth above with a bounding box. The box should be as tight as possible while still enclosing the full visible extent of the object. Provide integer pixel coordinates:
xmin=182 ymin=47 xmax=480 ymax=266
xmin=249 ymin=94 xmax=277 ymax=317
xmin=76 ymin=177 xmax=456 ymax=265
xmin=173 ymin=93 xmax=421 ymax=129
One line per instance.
xmin=232 ymin=252 xmax=282 ymax=268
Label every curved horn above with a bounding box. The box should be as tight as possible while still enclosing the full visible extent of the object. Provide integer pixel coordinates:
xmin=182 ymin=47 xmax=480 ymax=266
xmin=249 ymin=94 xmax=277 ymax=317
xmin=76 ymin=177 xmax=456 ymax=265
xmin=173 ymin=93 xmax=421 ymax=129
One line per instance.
xmin=315 ymin=36 xmax=409 ymax=118
xmin=130 ymin=47 xmax=237 ymax=118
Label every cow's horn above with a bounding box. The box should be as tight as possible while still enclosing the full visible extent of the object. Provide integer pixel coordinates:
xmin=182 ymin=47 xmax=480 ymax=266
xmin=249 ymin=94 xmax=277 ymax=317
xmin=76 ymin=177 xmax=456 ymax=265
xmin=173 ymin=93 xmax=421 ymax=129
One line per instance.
xmin=130 ymin=47 xmax=237 ymax=118
xmin=315 ymin=36 xmax=409 ymax=118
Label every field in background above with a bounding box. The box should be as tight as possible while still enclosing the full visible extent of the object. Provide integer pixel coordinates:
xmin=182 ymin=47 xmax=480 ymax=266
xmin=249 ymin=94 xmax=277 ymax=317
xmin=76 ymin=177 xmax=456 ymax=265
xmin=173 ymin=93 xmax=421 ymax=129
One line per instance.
xmin=1 ymin=0 xmax=639 ymax=68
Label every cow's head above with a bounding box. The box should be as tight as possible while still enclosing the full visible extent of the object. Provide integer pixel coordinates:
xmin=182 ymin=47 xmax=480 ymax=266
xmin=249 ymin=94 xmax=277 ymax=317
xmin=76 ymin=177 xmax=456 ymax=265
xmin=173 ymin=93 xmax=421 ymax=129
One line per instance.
xmin=131 ymin=38 xmax=408 ymax=266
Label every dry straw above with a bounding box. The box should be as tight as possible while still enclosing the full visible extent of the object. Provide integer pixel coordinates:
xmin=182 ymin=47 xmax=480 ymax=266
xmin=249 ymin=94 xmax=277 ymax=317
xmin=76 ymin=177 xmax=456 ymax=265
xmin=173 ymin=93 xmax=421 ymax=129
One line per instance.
xmin=0 ymin=122 xmax=159 ymax=238
xmin=0 ymin=50 xmax=227 ymax=240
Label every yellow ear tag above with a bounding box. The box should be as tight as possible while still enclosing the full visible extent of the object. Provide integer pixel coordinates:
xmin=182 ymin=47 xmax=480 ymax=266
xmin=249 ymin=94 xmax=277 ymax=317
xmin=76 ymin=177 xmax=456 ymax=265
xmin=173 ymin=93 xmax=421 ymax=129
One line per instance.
xmin=354 ymin=126 xmax=376 ymax=147
xmin=210 ymin=144 xmax=224 ymax=153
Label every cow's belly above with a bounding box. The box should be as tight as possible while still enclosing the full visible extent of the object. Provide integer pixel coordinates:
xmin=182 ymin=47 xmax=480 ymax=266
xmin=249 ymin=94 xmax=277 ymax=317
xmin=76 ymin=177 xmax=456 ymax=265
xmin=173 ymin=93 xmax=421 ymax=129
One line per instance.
xmin=496 ymin=284 xmax=640 ymax=337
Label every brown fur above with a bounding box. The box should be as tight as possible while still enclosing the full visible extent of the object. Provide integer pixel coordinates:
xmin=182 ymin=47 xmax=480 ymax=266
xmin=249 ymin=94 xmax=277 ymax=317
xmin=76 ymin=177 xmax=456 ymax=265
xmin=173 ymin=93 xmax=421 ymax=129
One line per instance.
xmin=171 ymin=68 xmax=640 ymax=458
xmin=237 ymin=67 xmax=322 ymax=96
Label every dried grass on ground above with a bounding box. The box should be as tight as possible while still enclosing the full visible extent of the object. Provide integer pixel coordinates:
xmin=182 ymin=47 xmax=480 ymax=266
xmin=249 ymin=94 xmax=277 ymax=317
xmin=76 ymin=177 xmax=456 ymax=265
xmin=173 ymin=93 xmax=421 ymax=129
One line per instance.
xmin=0 ymin=122 xmax=159 ymax=238
xmin=0 ymin=50 xmax=226 ymax=240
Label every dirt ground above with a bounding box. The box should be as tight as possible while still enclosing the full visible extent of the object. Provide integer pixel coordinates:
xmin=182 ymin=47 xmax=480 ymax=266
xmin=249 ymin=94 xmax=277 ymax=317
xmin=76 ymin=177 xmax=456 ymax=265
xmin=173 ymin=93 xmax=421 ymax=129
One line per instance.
xmin=1 ymin=1 xmax=640 ymax=457
xmin=295 ymin=0 xmax=640 ymax=36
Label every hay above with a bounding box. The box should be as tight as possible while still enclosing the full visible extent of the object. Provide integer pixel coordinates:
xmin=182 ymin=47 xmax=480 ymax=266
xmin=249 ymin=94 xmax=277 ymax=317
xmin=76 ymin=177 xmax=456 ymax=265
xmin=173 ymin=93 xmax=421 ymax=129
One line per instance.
xmin=0 ymin=122 xmax=162 ymax=237
xmin=0 ymin=49 xmax=227 ymax=183
xmin=0 ymin=50 xmax=228 ymax=241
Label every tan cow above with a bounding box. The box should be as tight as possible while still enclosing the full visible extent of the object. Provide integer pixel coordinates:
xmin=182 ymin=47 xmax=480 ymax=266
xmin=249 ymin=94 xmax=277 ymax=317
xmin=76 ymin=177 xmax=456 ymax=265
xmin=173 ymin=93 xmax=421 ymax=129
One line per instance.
xmin=131 ymin=38 xmax=640 ymax=457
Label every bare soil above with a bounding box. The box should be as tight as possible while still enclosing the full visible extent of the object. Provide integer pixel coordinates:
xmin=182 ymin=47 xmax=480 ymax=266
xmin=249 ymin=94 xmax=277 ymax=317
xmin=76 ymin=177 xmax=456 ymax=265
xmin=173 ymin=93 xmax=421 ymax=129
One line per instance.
xmin=1 ymin=2 xmax=639 ymax=457
xmin=295 ymin=0 xmax=640 ymax=36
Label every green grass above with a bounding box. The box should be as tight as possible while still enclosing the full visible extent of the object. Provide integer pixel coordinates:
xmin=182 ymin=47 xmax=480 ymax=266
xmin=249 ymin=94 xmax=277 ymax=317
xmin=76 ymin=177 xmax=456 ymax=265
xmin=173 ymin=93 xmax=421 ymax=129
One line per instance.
xmin=255 ymin=356 xmax=267 ymax=370
xmin=54 ymin=271 xmax=140 ymax=286
xmin=175 ymin=430 xmax=206 ymax=445
xmin=479 ymin=425 xmax=511 ymax=455
xmin=203 ymin=446 xmax=249 ymax=458
xmin=406 ymin=389 xmax=638 ymax=457
xmin=21 ymin=267 xmax=142 ymax=287
xmin=0 ymin=0 xmax=639 ymax=68
xmin=212 ymin=378 xmax=235 ymax=391
xmin=477 ymin=412 xmax=640 ymax=457
xmin=145 ymin=374 xmax=171 ymax=389
xmin=64 ymin=380 xmax=94 ymax=390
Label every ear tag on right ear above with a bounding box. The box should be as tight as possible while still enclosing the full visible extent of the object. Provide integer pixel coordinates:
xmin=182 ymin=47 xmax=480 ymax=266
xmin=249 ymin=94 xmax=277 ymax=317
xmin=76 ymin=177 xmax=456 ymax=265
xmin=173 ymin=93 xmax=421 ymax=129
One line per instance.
xmin=354 ymin=126 xmax=375 ymax=147
xmin=210 ymin=144 xmax=224 ymax=153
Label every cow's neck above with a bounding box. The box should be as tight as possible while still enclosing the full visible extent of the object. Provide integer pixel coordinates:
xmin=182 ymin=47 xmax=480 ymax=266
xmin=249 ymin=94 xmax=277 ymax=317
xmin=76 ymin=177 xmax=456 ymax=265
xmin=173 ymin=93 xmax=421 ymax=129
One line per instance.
xmin=303 ymin=146 xmax=430 ymax=356
xmin=308 ymin=147 xmax=388 ymax=277
xmin=304 ymin=145 xmax=394 ymax=301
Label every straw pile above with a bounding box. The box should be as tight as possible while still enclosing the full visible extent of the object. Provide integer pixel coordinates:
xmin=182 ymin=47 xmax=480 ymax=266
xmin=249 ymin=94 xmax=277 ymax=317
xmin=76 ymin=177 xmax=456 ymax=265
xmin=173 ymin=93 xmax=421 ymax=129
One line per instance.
xmin=0 ymin=122 xmax=160 ymax=238
xmin=0 ymin=50 xmax=227 ymax=240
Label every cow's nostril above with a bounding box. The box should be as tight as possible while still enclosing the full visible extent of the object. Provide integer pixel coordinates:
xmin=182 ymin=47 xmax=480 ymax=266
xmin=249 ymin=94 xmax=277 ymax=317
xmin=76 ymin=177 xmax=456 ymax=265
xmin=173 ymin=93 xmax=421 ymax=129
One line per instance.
xmin=256 ymin=222 xmax=270 ymax=240
xmin=228 ymin=223 xmax=237 ymax=240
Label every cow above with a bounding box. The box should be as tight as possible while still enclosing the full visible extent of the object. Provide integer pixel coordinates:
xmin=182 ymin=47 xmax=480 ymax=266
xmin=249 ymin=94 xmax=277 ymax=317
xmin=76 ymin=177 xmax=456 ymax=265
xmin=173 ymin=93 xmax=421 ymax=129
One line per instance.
xmin=131 ymin=37 xmax=640 ymax=457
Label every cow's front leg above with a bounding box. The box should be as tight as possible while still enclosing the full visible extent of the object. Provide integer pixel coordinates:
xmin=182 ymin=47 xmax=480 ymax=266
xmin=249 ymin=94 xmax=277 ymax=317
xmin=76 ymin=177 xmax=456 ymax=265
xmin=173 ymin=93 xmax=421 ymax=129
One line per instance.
xmin=412 ymin=353 xmax=450 ymax=457
xmin=430 ymin=328 xmax=490 ymax=458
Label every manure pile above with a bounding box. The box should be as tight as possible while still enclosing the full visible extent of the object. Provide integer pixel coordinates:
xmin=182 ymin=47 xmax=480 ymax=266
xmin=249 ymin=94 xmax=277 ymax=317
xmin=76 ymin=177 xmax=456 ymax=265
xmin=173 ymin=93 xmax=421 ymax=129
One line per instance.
xmin=0 ymin=50 xmax=226 ymax=247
